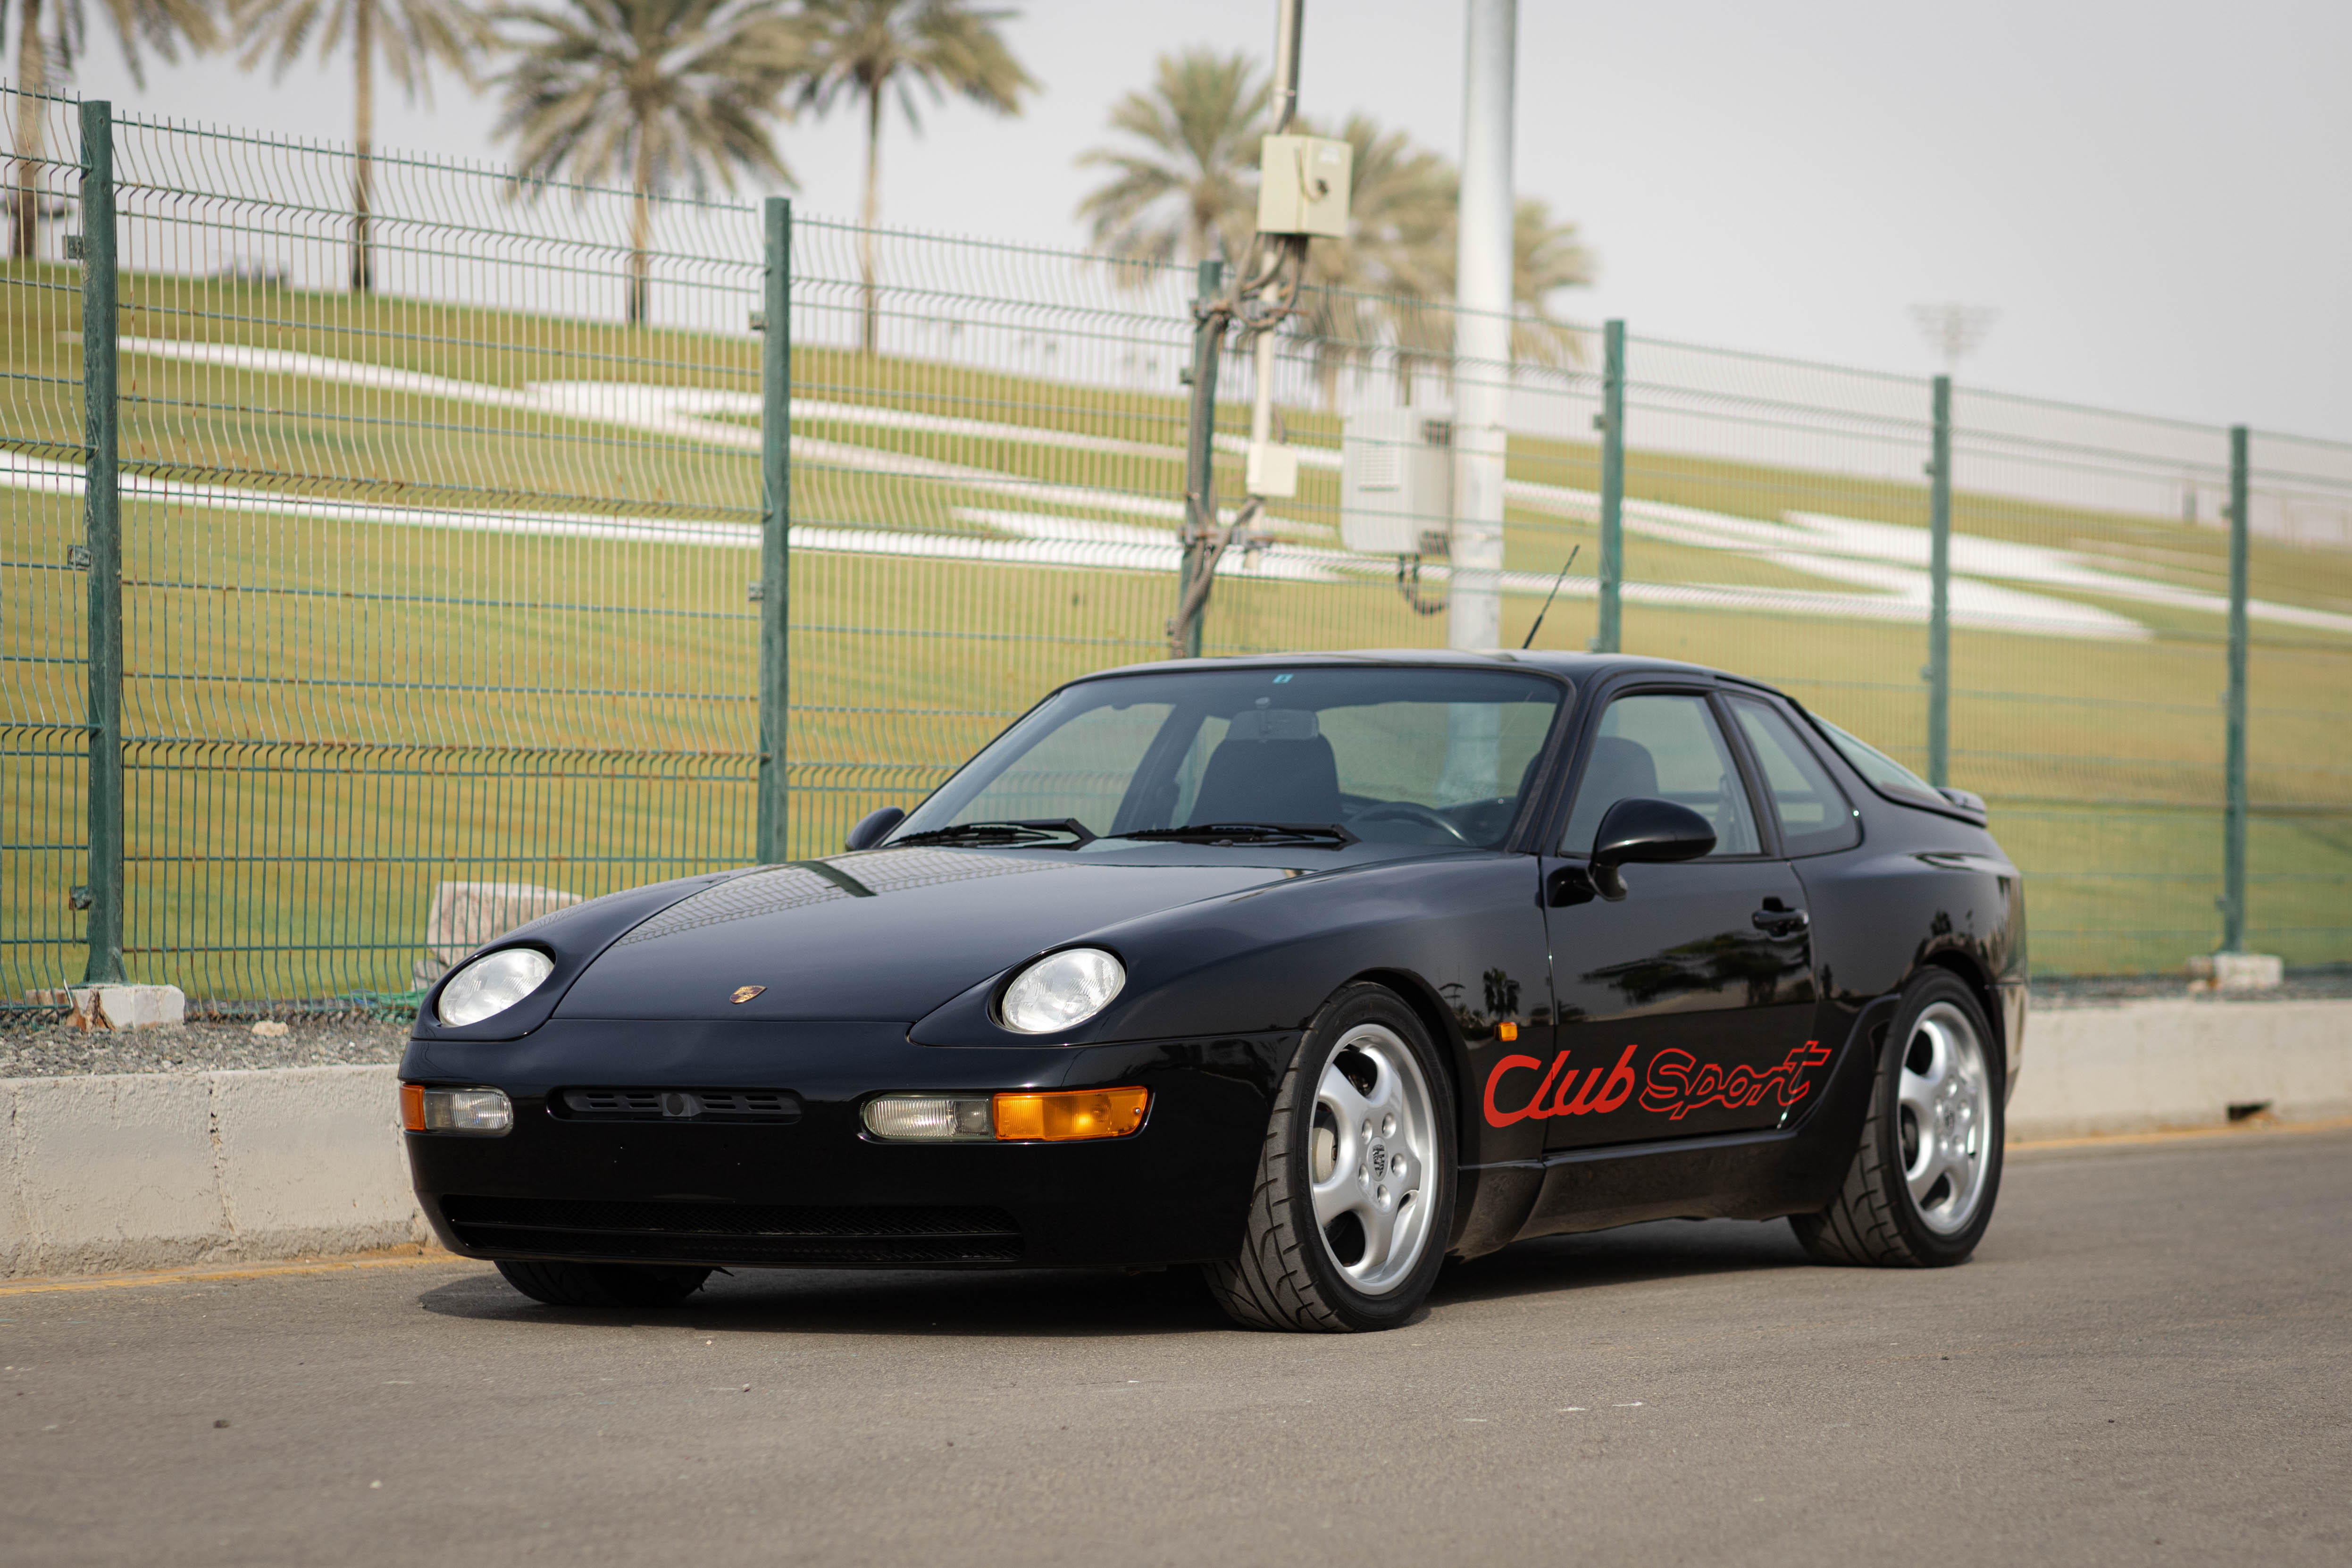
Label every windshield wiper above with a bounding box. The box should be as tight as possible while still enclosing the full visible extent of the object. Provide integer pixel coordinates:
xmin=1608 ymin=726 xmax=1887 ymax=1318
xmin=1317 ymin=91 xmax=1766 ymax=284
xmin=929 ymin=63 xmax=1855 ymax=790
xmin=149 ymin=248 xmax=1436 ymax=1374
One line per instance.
xmin=889 ymin=818 xmax=1095 ymax=849
xmin=1113 ymin=822 xmax=1357 ymax=848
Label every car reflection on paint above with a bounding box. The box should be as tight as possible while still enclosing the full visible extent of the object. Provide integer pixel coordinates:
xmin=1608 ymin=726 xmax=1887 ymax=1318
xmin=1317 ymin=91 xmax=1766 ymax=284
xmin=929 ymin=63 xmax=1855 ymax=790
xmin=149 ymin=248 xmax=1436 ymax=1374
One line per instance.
xmin=400 ymin=651 xmax=2024 ymax=1331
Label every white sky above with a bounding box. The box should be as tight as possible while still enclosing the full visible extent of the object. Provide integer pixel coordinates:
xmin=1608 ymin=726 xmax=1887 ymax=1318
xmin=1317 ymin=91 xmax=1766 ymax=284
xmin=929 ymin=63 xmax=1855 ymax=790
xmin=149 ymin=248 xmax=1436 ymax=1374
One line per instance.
xmin=34 ymin=0 xmax=2352 ymax=440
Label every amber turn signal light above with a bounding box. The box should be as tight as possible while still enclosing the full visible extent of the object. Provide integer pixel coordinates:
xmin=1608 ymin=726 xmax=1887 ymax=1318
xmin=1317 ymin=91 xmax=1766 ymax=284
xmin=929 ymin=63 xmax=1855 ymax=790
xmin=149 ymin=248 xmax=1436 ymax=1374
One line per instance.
xmin=1497 ymin=1021 xmax=1519 ymax=1042
xmin=400 ymin=1081 xmax=426 ymax=1132
xmin=992 ymin=1086 xmax=1149 ymax=1142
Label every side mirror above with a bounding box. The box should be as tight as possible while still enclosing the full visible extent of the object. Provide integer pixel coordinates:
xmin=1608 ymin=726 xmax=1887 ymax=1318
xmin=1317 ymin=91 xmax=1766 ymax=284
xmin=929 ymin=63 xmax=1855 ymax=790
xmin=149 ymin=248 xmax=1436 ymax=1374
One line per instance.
xmin=845 ymin=805 xmax=906 ymax=852
xmin=1588 ymin=797 xmax=1715 ymax=900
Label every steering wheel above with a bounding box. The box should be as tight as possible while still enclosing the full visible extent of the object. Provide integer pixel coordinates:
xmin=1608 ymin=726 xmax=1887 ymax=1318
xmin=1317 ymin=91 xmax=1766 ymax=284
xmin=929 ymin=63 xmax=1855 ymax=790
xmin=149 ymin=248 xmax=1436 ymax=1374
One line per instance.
xmin=1350 ymin=801 xmax=1470 ymax=844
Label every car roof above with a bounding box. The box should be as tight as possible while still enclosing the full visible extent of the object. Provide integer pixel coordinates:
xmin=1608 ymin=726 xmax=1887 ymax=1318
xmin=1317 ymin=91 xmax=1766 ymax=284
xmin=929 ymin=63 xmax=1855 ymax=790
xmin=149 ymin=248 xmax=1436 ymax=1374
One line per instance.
xmin=1074 ymin=648 xmax=1786 ymax=698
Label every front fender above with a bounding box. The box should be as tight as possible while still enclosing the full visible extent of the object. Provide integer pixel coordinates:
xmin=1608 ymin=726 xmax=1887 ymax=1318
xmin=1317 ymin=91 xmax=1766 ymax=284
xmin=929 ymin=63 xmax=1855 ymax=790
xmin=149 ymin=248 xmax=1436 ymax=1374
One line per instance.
xmin=908 ymin=854 xmax=1549 ymax=1052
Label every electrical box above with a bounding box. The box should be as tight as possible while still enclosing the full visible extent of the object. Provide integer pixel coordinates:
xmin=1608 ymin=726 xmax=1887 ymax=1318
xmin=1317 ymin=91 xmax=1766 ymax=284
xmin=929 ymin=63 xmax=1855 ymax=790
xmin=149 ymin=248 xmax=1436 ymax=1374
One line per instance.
xmin=1340 ymin=409 xmax=1454 ymax=555
xmin=1256 ymin=134 xmax=1353 ymax=239
xmin=1246 ymin=441 xmax=1299 ymax=499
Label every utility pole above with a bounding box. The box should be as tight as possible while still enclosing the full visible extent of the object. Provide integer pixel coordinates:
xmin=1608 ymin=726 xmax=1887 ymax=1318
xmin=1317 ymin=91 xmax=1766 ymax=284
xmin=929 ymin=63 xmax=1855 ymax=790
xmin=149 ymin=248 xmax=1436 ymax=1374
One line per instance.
xmin=1450 ymin=0 xmax=1515 ymax=656
xmin=1170 ymin=0 xmax=1346 ymax=658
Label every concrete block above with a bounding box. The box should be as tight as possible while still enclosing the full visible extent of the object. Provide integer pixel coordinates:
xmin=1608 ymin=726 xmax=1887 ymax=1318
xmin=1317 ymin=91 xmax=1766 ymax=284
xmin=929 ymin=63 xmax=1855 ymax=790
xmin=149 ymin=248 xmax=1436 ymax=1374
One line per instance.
xmin=2185 ymin=952 xmax=2286 ymax=992
xmin=8 ymin=1073 xmax=228 ymax=1275
xmin=208 ymin=1066 xmax=425 ymax=1257
xmin=414 ymin=880 xmax=578 ymax=987
xmin=2009 ymin=997 xmax=2352 ymax=1140
xmin=66 ymin=984 xmax=187 ymax=1031
xmin=0 ymin=1082 xmax=35 ymax=1276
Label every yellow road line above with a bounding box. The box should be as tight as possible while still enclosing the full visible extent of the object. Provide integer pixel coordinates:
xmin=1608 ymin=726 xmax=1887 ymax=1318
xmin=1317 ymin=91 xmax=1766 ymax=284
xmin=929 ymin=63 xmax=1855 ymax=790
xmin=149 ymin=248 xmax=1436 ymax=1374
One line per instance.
xmin=2009 ymin=1115 xmax=2352 ymax=1154
xmin=0 ymin=1244 xmax=474 ymax=1297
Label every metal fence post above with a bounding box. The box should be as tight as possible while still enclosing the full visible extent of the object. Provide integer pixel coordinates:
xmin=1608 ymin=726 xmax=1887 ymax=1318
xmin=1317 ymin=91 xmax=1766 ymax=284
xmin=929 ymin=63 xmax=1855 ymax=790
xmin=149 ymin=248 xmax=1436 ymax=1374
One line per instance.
xmin=1174 ymin=258 xmax=1225 ymax=660
xmin=78 ymin=101 xmax=125 ymax=985
xmin=2222 ymin=424 xmax=2250 ymax=951
xmin=754 ymin=196 xmax=792 ymax=864
xmin=1591 ymin=319 xmax=1625 ymax=653
xmin=1926 ymin=374 xmax=1952 ymax=788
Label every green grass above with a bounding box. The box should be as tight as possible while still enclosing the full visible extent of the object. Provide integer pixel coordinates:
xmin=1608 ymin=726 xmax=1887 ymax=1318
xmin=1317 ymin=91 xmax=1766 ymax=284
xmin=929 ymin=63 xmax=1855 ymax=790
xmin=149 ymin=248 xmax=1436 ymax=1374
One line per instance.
xmin=5 ymin=262 xmax=2348 ymax=994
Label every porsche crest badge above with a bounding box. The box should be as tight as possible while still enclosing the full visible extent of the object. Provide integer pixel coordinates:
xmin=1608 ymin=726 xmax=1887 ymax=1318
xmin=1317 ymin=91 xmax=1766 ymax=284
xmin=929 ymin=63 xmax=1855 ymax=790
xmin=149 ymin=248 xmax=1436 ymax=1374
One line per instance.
xmin=729 ymin=985 xmax=766 ymax=1005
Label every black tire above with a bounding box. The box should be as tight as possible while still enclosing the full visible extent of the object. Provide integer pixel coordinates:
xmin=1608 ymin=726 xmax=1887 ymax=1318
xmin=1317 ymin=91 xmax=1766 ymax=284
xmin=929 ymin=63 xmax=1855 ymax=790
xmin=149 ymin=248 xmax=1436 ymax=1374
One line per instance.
xmin=495 ymin=1258 xmax=711 ymax=1308
xmin=1791 ymin=970 xmax=2004 ymax=1267
xmin=1205 ymin=983 xmax=1456 ymax=1332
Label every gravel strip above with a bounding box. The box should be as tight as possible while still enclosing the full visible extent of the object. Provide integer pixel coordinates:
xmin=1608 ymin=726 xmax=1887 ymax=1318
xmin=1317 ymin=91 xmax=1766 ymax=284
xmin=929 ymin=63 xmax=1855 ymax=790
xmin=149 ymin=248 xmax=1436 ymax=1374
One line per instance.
xmin=2030 ymin=971 xmax=2352 ymax=1008
xmin=0 ymin=1018 xmax=410 ymax=1080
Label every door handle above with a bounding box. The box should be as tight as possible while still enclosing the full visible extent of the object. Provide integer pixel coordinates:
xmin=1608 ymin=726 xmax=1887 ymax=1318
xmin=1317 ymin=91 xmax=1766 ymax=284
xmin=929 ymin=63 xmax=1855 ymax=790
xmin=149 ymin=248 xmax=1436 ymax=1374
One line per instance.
xmin=1752 ymin=907 xmax=1809 ymax=932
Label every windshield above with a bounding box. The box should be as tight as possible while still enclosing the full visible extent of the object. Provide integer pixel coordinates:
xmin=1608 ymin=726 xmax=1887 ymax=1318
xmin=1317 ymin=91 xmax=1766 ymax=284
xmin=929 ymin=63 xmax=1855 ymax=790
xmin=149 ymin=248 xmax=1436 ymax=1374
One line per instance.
xmin=894 ymin=665 xmax=1568 ymax=851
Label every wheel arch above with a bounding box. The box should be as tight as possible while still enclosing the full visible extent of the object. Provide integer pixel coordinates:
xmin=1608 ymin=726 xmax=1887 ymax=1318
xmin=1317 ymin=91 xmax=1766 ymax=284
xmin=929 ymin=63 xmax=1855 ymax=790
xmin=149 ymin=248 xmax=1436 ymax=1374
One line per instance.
xmin=1342 ymin=965 xmax=1468 ymax=1093
xmin=1912 ymin=949 xmax=2007 ymax=1090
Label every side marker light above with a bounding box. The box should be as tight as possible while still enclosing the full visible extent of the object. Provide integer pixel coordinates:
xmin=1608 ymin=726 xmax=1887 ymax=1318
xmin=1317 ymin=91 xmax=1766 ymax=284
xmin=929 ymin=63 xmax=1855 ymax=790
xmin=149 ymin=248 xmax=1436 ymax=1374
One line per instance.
xmin=1497 ymin=1021 xmax=1519 ymax=1042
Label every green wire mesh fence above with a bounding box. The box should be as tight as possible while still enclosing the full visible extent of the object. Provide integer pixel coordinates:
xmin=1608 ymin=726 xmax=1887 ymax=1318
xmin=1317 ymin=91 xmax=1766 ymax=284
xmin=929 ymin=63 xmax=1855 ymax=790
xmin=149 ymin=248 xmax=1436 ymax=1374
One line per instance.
xmin=4 ymin=88 xmax=2349 ymax=1006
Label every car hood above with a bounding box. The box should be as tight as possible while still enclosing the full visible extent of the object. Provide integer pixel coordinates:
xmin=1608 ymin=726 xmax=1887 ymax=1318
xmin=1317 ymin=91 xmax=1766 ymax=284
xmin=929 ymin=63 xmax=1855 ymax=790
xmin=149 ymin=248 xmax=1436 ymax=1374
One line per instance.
xmin=552 ymin=847 xmax=1289 ymax=1022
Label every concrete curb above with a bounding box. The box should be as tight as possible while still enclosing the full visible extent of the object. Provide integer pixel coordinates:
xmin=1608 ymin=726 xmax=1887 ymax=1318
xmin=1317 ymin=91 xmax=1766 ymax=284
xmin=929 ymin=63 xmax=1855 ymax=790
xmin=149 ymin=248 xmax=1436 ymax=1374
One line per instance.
xmin=2 ymin=998 xmax=2346 ymax=1279
xmin=2008 ymin=998 xmax=2352 ymax=1141
xmin=0 ymin=1065 xmax=424 ymax=1279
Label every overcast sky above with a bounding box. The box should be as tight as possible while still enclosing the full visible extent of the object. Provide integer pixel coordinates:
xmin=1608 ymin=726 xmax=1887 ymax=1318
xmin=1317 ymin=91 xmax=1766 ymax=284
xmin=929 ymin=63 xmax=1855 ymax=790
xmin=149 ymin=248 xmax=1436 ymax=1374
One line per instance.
xmin=35 ymin=0 xmax=2351 ymax=439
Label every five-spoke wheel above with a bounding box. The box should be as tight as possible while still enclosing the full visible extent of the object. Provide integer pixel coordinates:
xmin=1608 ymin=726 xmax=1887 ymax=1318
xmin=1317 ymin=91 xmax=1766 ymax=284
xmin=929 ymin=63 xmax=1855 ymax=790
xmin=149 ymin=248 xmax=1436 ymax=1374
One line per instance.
xmin=1308 ymin=1023 xmax=1440 ymax=1295
xmin=1207 ymin=983 xmax=1455 ymax=1331
xmin=1896 ymin=999 xmax=1994 ymax=1234
xmin=1791 ymin=969 xmax=2005 ymax=1267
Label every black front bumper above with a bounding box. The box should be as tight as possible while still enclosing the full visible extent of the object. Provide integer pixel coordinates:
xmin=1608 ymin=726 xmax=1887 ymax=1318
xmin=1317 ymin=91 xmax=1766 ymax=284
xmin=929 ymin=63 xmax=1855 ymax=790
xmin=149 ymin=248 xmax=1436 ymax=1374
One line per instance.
xmin=400 ymin=1019 xmax=1292 ymax=1270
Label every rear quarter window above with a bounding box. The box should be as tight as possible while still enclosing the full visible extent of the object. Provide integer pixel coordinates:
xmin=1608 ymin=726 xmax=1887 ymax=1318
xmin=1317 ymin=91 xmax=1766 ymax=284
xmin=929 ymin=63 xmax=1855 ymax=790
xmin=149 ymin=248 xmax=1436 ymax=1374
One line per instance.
xmin=1726 ymin=696 xmax=1861 ymax=856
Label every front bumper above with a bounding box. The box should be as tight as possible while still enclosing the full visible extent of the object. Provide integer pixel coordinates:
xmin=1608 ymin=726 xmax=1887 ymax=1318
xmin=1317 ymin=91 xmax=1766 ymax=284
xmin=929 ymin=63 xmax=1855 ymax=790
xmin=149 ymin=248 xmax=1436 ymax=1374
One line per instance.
xmin=400 ymin=1019 xmax=1291 ymax=1269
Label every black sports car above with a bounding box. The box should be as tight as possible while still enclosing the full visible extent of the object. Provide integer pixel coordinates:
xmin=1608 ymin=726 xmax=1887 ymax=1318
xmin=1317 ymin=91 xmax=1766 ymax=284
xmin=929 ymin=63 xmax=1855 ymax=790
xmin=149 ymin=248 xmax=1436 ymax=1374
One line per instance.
xmin=401 ymin=651 xmax=2025 ymax=1332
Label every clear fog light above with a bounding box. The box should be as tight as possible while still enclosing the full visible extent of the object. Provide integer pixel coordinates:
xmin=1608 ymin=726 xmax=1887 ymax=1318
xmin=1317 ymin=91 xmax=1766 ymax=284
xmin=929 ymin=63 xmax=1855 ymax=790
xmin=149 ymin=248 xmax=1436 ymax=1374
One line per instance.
xmin=862 ymin=1095 xmax=996 ymax=1140
xmin=401 ymin=1083 xmax=514 ymax=1135
xmin=998 ymin=948 xmax=1125 ymax=1034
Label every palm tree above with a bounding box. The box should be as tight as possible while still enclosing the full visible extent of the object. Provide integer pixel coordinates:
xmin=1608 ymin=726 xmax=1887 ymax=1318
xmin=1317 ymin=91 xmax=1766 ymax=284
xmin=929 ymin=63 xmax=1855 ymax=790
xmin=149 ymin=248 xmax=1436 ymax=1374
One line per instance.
xmin=1289 ymin=112 xmax=1452 ymax=399
xmin=491 ymin=0 xmax=803 ymax=325
xmin=235 ymin=0 xmax=485 ymax=290
xmin=1074 ymin=46 xmax=1265 ymax=277
xmin=793 ymin=0 xmax=1032 ymax=354
xmin=1500 ymin=193 xmax=1596 ymax=368
xmin=8 ymin=0 xmax=219 ymax=259
xmin=1281 ymin=116 xmax=1592 ymax=403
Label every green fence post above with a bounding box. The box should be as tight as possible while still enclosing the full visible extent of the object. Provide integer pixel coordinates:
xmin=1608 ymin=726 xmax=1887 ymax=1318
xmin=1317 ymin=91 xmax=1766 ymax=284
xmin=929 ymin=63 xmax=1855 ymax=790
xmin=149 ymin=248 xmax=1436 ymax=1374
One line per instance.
xmin=78 ymin=101 xmax=124 ymax=986
xmin=1174 ymin=259 xmax=1225 ymax=660
xmin=1926 ymin=374 xmax=1952 ymax=788
xmin=754 ymin=196 xmax=791 ymax=863
xmin=1591 ymin=319 xmax=1625 ymax=653
xmin=2222 ymin=424 xmax=2250 ymax=952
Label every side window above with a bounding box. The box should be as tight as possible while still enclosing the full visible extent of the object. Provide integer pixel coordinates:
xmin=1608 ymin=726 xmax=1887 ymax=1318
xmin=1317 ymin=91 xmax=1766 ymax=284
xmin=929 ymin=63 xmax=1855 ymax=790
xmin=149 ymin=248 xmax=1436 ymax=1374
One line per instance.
xmin=1728 ymin=696 xmax=1862 ymax=856
xmin=1559 ymin=693 xmax=1761 ymax=857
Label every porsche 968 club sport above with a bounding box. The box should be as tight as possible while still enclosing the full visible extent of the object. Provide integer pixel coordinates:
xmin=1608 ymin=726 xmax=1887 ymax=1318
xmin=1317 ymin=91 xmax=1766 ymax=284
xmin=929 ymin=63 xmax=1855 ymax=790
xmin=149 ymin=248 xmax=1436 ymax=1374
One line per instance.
xmin=401 ymin=651 xmax=2025 ymax=1331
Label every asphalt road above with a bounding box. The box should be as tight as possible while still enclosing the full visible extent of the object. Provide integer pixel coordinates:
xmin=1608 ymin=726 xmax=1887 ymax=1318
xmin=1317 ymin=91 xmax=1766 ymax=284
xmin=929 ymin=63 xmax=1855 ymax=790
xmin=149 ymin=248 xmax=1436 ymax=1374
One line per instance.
xmin=6 ymin=1129 xmax=2349 ymax=1567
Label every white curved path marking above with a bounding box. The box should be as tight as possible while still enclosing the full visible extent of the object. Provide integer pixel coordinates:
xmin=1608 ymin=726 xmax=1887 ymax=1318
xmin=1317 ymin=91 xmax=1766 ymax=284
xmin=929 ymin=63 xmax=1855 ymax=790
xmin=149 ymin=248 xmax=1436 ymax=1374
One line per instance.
xmin=10 ymin=339 xmax=2335 ymax=642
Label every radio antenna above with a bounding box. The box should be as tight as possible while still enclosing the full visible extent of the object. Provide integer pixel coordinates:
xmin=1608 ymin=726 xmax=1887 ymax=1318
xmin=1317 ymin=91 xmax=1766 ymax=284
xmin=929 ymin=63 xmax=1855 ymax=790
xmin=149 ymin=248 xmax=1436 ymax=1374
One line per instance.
xmin=1520 ymin=545 xmax=1582 ymax=649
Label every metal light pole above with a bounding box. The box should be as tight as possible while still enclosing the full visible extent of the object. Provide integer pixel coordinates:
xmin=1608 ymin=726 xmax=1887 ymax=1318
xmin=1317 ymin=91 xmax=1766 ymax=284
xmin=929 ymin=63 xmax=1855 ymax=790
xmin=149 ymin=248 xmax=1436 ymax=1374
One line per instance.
xmin=1449 ymin=0 xmax=1515 ymax=655
xmin=2223 ymin=425 xmax=2250 ymax=952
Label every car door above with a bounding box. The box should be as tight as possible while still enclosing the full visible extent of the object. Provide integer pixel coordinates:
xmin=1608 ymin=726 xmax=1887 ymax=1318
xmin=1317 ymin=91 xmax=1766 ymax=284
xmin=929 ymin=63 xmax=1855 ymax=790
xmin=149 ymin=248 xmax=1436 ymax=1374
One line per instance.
xmin=1511 ymin=687 xmax=1824 ymax=1151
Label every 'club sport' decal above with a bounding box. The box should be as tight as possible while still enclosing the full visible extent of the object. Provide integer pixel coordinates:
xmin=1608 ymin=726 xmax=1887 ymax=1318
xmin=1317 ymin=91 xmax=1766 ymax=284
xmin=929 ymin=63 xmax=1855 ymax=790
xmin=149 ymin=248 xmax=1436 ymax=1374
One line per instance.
xmin=1483 ymin=1040 xmax=1833 ymax=1127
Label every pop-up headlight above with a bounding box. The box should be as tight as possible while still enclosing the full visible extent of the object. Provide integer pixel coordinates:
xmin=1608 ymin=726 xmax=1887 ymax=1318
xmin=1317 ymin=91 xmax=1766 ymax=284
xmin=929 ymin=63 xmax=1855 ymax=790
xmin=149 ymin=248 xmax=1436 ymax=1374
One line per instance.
xmin=998 ymin=948 xmax=1124 ymax=1034
xmin=436 ymin=948 xmax=554 ymax=1028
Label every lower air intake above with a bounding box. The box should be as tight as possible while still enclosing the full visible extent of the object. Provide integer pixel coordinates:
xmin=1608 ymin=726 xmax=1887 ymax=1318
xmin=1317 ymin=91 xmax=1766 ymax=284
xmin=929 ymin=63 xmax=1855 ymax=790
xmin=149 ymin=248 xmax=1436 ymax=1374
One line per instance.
xmin=439 ymin=1195 xmax=1023 ymax=1265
